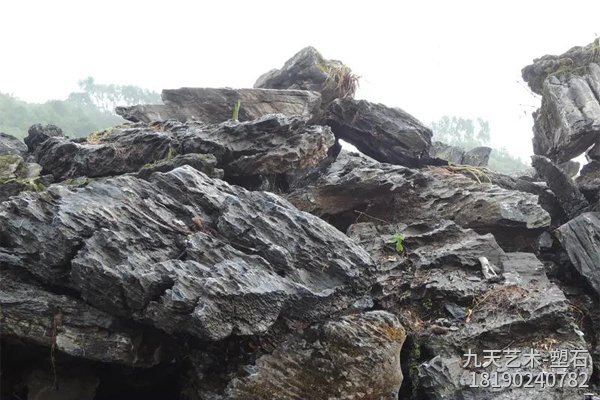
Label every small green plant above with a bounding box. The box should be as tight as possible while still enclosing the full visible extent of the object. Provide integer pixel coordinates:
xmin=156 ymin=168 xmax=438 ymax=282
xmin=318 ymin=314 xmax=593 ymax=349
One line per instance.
xmin=231 ymin=100 xmax=241 ymax=121
xmin=391 ymin=233 xmax=405 ymax=254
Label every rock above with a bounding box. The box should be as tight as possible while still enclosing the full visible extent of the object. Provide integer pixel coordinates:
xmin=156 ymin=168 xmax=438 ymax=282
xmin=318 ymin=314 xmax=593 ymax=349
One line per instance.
xmin=558 ymin=160 xmax=581 ymax=178
xmin=0 ymin=132 xmax=27 ymax=156
xmin=0 ymin=154 xmax=25 ymax=179
xmin=26 ymin=366 xmax=99 ymax=400
xmin=24 ymin=124 xmax=64 ymax=153
xmin=0 ymin=166 xmax=375 ymax=341
xmin=223 ymin=311 xmax=405 ymax=400
xmin=532 ymin=155 xmax=590 ymax=219
xmin=348 ymin=220 xmax=589 ymax=399
xmin=555 ymin=212 xmax=600 ymax=297
xmin=430 ymin=141 xmax=491 ymax=167
xmin=523 ymin=40 xmax=600 ymax=163
xmin=137 ymin=153 xmax=223 ymax=179
xmin=116 ymin=88 xmax=322 ymax=124
xmin=0 ymin=177 xmax=47 ymax=202
xmin=255 ymin=46 xmax=359 ymax=108
xmin=577 ymin=160 xmax=600 ymax=204
xmin=0 ymin=267 xmax=171 ymax=366
xmin=323 ymin=98 xmax=433 ymax=167
xmin=288 ymin=151 xmax=550 ymax=249
xmin=33 ymin=115 xmax=334 ymax=182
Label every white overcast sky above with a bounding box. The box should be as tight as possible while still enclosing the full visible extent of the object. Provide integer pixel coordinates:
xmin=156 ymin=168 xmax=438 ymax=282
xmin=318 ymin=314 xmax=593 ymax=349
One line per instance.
xmin=1 ymin=0 xmax=599 ymax=160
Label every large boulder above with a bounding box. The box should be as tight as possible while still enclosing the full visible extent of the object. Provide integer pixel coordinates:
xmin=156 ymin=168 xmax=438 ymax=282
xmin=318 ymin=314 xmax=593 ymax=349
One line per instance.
xmin=0 ymin=132 xmax=27 ymax=156
xmin=287 ymin=151 xmax=550 ymax=249
xmin=32 ymin=115 xmax=334 ymax=182
xmin=255 ymin=46 xmax=359 ymax=108
xmin=116 ymin=88 xmax=322 ymax=124
xmin=24 ymin=124 xmax=64 ymax=153
xmin=555 ymin=212 xmax=600 ymax=297
xmin=223 ymin=311 xmax=405 ymax=400
xmin=577 ymin=160 xmax=600 ymax=205
xmin=323 ymin=98 xmax=433 ymax=167
xmin=0 ymin=166 xmax=376 ymax=341
xmin=523 ymin=41 xmax=600 ymax=163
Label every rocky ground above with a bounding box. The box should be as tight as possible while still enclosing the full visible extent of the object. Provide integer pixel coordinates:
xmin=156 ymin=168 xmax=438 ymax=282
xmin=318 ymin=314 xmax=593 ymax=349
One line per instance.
xmin=1 ymin=44 xmax=599 ymax=400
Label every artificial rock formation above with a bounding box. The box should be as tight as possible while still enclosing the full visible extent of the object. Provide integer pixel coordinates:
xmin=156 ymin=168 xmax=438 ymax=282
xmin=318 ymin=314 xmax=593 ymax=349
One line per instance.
xmin=2 ymin=44 xmax=600 ymax=399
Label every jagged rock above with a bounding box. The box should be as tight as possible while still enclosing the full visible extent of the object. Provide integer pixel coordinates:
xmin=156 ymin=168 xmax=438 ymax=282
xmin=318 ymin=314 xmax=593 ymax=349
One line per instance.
xmin=0 ymin=132 xmax=27 ymax=156
xmin=324 ymin=98 xmax=433 ymax=167
xmin=430 ymin=141 xmax=491 ymax=167
xmin=532 ymin=155 xmax=590 ymax=219
xmin=33 ymin=115 xmax=334 ymax=182
xmin=0 ymin=267 xmax=171 ymax=367
xmin=223 ymin=311 xmax=405 ymax=400
xmin=0 ymin=152 xmax=47 ymax=201
xmin=555 ymin=212 xmax=600 ymax=297
xmin=137 ymin=153 xmax=224 ymax=179
xmin=255 ymin=46 xmax=358 ymax=108
xmin=116 ymin=88 xmax=321 ymax=124
xmin=523 ymin=40 xmax=600 ymax=163
xmin=24 ymin=124 xmax=64 ymax=153
xmin=577 ymin=161 xmax=600 ymax=204
xmin=558 ymin=160 xmax=581 ymax=178
xmin=288 ymin=151 xmax=550 ymax=249
xmin=0 ymin=166 xmax=375 ymax=341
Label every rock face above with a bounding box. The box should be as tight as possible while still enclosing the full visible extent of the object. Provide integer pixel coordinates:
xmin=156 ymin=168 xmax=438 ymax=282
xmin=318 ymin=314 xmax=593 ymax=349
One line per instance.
xmin=0 ymin=132 xmax=28 ymax=156
xmin=532 ymin=155 xmax=590 ymax=219
xmin=0 ymin=166 xmax=375 ymax=341
xmin=31 ymin=115 xmax=334 ymax=181
xmin=288 ymin=151 xmax=550 ymax=249
xmin=255 ymin=46 xmax=358 ymax=108
xmin=116 ymin=87 xmax=321 ymax=124
xmin=3 ymin=44 xmax=600 ymax=399
xmin=347 ymin=222 xmax=590 ymax=400
xmin=555 ymin=212 xmax=600 ymax=296
xmin=523 ymin=41 xmax=600 ymax=163
xmin=225 ymin=311 xmax=405 ymax=400
xmin=430 ymin=141 xmax=491 ymax=166
xmin=324 ymin=98 xmax=433 ymax=167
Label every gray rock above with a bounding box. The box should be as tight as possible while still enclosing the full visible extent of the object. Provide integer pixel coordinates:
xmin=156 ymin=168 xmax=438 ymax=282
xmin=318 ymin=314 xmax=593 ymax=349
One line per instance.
xmin=1 ymin=267 xmax=171 ymax=367
xmin=255 ymin=46 xmax=359 ymax=108
xmin=33 ymin=115 xmax=334 ymax=182
xmin=137 ymin=152 xmax=223 ymax=179
xmin=558 ymin=160 xmax=581 ymax=178
xmin=430 ymin=141 xmax=491 ymax=167
xmin=555 ymin=212 xmax=600 ymax=297
xmin=287 ymin=151 xmax=550 ymax=247
xmin=223 ymin=311 xmax=405 ymax=400
xmin=577 ymin=160 xmax=600 ymax=204
xmin=116 ymin=88 xmax=322 ymax=124
xmin=0 ymin=132 xmax=27 ymax=156
xmin=324 ymin=98 xmax=432 ymax=167
xmin=0 ymin=166 xmax=375 ymax=341
xmin=523 ymin=40 xmax=600 ymax=163
xmin=532 ymin=155 xmax=590 ymax=219
xmin=24 ymin=124 xmax=63 ymax=153
xmin=348 ymin=220 xmax=589 ymax=399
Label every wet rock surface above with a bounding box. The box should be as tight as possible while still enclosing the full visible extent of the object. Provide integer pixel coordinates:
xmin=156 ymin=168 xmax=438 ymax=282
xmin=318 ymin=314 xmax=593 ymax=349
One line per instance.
xmin=117 ymin=87 xmax=321 ymax=124
xmin=2 ymin=44 xmax=600 ymax=399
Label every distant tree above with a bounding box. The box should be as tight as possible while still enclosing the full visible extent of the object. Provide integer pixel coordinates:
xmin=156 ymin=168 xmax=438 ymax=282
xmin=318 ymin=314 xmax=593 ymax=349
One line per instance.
xmin=0 ymin=78 xmax=160 ymax=139
xmin=431 ymin=115 xmax=530 ymax=175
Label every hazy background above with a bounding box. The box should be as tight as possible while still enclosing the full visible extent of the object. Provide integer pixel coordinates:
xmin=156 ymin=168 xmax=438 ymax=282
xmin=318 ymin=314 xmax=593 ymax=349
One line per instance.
xmin=1 ymin=0 xmax=599 ymax=162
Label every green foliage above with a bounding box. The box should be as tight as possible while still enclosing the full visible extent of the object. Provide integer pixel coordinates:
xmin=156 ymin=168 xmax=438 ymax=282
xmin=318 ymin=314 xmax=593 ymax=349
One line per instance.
xmin=232 ymin=100 xmax=241 ymax=121
xmin=391 ymin=233 xmax=405 ymax=254
xmin=431 ymin=115 xmax=530 ymax=175
xmin=0 ymin=77 xmax=160 ymax=139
